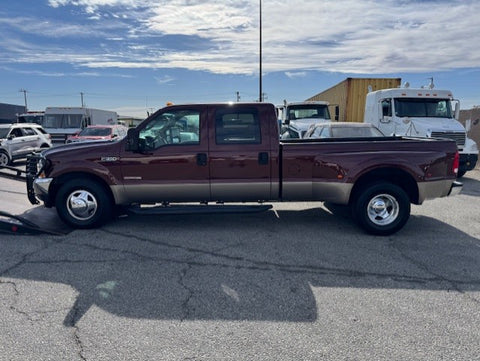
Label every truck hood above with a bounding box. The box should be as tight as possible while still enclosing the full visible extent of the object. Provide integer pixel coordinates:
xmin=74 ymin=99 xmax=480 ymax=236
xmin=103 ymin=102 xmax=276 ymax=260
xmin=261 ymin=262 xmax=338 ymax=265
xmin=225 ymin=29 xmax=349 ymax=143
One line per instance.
xmin=289 ymin=118 xmax=329 ymax=131
xmin=41 ymin=139 xmax=122 ymax=159
xmin=400 ymin=117 xmax=465 ymax=136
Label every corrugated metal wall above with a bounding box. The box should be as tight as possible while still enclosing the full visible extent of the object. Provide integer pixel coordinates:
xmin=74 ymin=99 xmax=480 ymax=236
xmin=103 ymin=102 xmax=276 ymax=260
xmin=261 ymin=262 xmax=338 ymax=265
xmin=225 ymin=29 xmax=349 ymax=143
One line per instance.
xmin=307 ymin=78 xmax=401 ymax=122
xmin=0 ymin=103 xmax=26 ymax=123
xmin=307 ymin=79 xmax=349 ymax=121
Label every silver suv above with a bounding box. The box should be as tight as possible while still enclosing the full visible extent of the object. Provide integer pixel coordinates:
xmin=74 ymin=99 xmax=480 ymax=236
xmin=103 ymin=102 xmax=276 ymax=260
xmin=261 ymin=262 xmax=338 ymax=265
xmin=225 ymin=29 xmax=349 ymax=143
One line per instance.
xmin=0 ymin=123 xmax=52 ymax=166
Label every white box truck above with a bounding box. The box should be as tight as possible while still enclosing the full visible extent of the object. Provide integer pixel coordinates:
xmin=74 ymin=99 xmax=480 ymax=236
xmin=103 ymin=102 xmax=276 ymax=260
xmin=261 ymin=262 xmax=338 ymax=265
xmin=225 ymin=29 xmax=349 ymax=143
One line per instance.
xmin=43 ymin=107 xmax=118 ymax=144
xmin=364 ymin=83 xmax=478 ymax=177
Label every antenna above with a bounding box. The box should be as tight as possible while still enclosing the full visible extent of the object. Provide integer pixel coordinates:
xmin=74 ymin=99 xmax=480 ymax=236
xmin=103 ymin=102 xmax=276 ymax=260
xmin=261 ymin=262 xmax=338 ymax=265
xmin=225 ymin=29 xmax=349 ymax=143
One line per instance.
xmin=428 ymin=77 xmax=434 ymax=89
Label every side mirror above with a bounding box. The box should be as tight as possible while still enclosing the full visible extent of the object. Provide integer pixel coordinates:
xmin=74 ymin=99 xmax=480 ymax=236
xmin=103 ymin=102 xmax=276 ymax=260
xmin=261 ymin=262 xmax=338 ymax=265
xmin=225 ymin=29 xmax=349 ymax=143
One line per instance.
xmin=125 ymin=128 xmax=139 ymax=152
xmin=453 ymin=100 xmax=460 ymax=120
xmin=334 ymin=105 xmax=339 ymax=121
xmin=465 ymin=119 xmax=472 ymax=132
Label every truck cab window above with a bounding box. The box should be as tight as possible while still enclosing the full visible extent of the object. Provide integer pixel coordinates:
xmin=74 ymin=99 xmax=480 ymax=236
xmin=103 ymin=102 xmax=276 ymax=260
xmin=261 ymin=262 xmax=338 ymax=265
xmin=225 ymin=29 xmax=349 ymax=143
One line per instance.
xmin=139 ymin=110 xmax=200 ymax=149
xmin=215 ymin=108 xmax=261 ymax=144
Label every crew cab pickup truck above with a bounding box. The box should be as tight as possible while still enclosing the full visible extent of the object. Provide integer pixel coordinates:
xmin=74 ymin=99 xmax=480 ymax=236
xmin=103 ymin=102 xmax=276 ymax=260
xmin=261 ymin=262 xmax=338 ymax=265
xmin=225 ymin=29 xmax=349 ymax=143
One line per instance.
xmin=26 ymin=102 xmax=462 ymax=235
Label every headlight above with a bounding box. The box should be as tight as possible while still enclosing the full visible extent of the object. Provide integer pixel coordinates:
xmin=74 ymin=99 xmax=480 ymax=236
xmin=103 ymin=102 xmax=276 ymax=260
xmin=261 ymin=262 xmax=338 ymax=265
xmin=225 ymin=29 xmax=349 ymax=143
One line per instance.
xmin=38 ymin=157 xmax=46 ymax=171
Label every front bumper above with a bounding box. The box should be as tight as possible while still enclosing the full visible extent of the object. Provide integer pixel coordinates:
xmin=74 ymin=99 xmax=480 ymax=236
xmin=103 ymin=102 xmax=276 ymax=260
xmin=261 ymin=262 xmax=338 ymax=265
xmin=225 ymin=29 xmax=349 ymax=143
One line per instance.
xmin=26 ymin=153 xmax=52 ymax=206
xmin=448 ymin=181 xmax=463 ymax=197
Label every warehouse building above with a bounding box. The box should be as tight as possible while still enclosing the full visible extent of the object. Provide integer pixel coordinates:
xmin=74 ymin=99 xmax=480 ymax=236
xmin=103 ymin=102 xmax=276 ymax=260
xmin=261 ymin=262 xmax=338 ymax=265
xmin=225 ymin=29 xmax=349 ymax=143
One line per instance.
xmin=0 ymin=103 xmax=26 ymax=123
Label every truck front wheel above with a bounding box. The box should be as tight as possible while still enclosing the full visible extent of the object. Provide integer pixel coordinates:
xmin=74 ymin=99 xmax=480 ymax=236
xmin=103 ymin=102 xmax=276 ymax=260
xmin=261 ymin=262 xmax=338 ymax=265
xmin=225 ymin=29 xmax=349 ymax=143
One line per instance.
xmin=55 ymin=179 xmax=113 ymax=228
xmin=352 ymin=182 xmax=410 ymax=236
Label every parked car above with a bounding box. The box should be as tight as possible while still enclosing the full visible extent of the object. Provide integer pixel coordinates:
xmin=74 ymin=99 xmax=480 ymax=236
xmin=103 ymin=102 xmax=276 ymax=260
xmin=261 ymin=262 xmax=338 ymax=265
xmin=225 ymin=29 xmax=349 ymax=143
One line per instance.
xmin=303 ymin=122 xmax=385 ymax=139
xmin=65 ymin=124 xmax=128 ymax=143
xmin=0 ymin=123 xmax=52 ymax=166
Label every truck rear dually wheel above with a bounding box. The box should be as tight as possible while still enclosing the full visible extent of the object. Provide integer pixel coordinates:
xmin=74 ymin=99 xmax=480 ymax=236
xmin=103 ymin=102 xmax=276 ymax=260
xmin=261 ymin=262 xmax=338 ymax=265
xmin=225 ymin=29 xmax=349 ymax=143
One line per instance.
xmin=55 ymin=179 xmax=112 ymax=228
xmin=352 ymin=182 xmax=410 ymax=236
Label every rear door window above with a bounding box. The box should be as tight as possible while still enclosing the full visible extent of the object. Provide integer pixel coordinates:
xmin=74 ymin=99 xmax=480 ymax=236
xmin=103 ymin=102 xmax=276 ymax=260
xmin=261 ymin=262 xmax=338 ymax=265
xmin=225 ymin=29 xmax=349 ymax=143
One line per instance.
xmin=215 ymin=108 xmax=261 ymax=144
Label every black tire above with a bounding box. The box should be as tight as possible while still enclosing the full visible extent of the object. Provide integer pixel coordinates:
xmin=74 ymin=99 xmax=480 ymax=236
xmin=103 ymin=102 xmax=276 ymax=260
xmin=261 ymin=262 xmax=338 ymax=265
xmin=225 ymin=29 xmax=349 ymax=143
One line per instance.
xmin=0 ymin=150 xmax=11 ymax=166
xmin=55 ymin=179 xmax=113 ymax=228
xmin=457 ymin=170 xmax=466 ymax=178
xmin=351 ymin=182 xmax=410 ymax=236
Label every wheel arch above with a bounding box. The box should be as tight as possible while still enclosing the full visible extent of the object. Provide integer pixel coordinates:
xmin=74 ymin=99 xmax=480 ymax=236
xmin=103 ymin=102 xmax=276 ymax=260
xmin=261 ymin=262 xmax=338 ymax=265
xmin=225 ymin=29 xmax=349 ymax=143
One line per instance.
xmin=349 ymin=167 xmax=419 ymax=205
xmin=50 ymin=172 xmax=115 ymax=207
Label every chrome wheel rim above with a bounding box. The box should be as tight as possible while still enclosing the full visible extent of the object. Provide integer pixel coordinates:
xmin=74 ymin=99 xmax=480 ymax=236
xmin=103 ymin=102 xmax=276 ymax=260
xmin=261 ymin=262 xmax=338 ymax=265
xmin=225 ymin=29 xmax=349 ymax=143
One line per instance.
xmin=367 ymin=194 xmax=399 ymax=226
xmin=66 ymin=189 xmax=98 ymax=221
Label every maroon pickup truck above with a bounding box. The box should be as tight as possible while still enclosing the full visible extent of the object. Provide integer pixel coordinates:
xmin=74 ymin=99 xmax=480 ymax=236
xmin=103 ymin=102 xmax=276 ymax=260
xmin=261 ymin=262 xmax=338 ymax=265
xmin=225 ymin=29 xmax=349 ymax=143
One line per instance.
xmin=26 ymin=102 xmax=461 ymax=235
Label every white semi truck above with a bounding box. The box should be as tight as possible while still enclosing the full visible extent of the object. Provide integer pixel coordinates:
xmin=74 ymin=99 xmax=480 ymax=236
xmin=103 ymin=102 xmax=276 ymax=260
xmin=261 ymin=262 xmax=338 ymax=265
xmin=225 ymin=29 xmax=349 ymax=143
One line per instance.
xmin=277 ymin=100 xmax=334 ymax=139
xmin=43 ymin=107 xmax=118 ymax=144
xmin=364 ymin=83 xmax=478 ymax=177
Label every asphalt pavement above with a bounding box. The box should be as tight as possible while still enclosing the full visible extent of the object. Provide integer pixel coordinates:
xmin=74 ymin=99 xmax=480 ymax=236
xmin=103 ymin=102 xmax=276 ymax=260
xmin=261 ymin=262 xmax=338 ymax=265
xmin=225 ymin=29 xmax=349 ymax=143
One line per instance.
xmin=0 ymin=164 xmax=479 ymax=360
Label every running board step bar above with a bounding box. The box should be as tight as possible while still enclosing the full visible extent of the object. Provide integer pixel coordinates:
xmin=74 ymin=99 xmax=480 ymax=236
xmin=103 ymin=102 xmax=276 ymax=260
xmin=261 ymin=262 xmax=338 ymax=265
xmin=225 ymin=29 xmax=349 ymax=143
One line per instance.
xmin=127 ymin=204 xmax=272 ymax=215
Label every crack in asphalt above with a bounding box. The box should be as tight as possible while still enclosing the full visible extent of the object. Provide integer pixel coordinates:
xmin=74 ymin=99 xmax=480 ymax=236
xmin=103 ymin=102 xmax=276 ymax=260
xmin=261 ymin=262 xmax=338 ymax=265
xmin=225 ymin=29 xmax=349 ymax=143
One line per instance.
xmin=98 ymin=229 xmax=480 ymax=287
xmin=63 ymin=297 xmax=87 ymax=361
xmin=0 ymin=237 xmax=86 ymax=360
xmin=179 ymin=264 xmax=194 ymax=322
xmin=390 ymin=241 xmax=480 ymax=306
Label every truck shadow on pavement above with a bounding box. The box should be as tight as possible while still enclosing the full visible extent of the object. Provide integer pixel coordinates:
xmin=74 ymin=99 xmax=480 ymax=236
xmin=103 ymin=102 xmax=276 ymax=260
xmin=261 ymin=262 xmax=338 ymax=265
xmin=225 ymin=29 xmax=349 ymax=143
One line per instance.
xmin=2 ymin=205 xmax=479 ymax=327
xmin=458 ymin=174 xmax=480 ymax=197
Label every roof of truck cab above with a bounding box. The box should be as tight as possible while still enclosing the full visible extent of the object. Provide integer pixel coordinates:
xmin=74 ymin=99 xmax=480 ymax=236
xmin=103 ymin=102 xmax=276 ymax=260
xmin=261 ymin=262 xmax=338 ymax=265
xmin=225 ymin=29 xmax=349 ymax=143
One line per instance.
xmin=370 ymin=88 xmax=454 ymax=98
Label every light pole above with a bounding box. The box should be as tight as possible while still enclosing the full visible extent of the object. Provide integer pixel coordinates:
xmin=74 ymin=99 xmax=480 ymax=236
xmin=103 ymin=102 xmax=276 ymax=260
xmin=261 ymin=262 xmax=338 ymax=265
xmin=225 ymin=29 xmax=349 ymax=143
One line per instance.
xmin=259 ymin=0 xmax=262 ymax=102
xmin=19 ymin=89 xmax=28 ymax=111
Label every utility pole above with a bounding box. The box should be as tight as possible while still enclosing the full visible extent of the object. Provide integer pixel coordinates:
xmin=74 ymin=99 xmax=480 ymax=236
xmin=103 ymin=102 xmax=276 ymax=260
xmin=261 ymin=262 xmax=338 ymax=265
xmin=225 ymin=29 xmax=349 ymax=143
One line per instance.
xmin=80 ymin=92 xmax=85 ymax=107
xmin=19 ymin=89 xmax=28 ymax=111
xmin=259 ymin=0 xmax=262 ymax=102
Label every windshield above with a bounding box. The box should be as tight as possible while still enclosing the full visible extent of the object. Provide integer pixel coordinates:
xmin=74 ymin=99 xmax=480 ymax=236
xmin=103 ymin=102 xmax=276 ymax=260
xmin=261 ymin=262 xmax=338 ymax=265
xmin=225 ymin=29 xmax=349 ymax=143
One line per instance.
xmin=18 ymin=115 xmax=44 ymax=124
xmin=79 ymin=127 xmax=111 ymax=136
xmin=287 ymin=105 xmax=331 ymax=121
xmin=331 ymin=126 xmax=385 ymax=138
xmin=43 ymin=114 xmax=83 ymax=128
xmin=394 ymin=98 xmax=452 ymax=118
xmin=0 ymin=128 xmax=9 ymax=138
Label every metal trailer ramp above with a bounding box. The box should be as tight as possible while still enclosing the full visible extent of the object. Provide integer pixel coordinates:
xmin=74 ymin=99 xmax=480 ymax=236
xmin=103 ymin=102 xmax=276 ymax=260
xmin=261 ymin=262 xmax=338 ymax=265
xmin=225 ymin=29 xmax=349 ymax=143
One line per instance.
xmin=0 ymin=210 xmax=65 ymax=235
xmin=0 ymin=165 xmax=27 ymax=181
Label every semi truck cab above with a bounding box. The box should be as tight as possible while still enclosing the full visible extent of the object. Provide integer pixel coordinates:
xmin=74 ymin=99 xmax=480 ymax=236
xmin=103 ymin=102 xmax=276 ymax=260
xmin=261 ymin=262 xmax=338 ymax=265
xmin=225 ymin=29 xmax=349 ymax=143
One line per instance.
xmin=364 ymin=86 xmax=478 ymax=177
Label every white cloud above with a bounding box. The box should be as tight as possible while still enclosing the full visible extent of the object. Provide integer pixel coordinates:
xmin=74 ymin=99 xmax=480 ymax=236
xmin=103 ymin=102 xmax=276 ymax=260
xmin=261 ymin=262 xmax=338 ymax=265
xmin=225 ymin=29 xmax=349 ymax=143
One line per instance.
xmin=285 ymin=72 xmax=307 ymax=79
xmin=155 ymin=75 xmax=174 ymax=84
xmin=5 ymin=0 xmax=480 ymax=75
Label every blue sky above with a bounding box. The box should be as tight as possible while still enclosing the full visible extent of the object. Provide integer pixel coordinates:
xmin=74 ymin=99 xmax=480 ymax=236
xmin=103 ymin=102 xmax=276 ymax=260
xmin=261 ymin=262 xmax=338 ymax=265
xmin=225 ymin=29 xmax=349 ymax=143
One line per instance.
xmin=0 ymin=0 xmax=479 ymax=118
